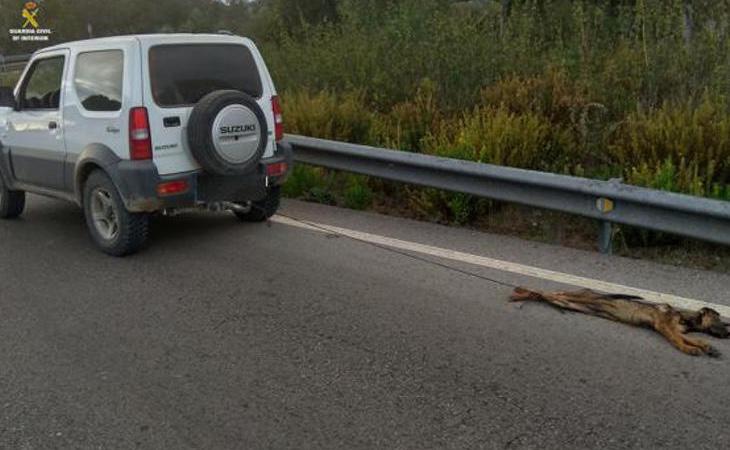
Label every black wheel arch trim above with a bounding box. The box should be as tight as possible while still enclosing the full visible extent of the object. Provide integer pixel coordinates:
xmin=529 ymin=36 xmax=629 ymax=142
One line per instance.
xmin=0 ymin=140 xmax=13 ymax=188
xmin=74 ymin=144 xmax=163 ymax=212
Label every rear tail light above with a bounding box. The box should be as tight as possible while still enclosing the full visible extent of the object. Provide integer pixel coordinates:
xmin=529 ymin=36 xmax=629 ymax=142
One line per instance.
xmin=157 ymin=180 xmax=189 ymax=196
xmin=266 ymin=161 xmax=288 ymax=178
xmin=272 ymin=96 xmax=284 ymax=142
xmin=129 ymin=107 xmax=152 ymax=160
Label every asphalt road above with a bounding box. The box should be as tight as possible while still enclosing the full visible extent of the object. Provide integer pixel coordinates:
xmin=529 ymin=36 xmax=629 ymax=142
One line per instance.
xmin=1 ymin=196 xmax=730 ymax=449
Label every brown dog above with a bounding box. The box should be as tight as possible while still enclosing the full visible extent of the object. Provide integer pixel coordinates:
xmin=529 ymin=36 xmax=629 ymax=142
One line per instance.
xmin=510 ymin=288 xmax=730 ymax=357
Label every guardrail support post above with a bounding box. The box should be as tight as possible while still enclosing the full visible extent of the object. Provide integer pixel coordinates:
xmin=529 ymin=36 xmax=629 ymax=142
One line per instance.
xmin=598 ymin=221 xmax=613 ymax=255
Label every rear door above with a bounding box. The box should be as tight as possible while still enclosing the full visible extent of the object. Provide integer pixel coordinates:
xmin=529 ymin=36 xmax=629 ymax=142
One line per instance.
xmin=141 ymin=38 xmax=274 ymax=176
xmin=3 ymin=50 xmax=68 ymax=190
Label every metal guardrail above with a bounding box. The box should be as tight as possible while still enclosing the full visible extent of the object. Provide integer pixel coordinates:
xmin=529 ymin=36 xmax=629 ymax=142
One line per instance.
xmin=0 ymin=53 xmax=31 ymax=73
xmin=283 ymin=134 xmax=730 ymax=253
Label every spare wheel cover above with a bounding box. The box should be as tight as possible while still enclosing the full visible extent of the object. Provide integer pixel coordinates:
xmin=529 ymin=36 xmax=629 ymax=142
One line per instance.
xmin=212 ymin=104 xmax=262 ymax=164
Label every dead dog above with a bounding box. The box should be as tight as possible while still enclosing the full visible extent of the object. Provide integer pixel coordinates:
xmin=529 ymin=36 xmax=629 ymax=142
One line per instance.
xmin=510 ymin=288 xmax=730 ymax=357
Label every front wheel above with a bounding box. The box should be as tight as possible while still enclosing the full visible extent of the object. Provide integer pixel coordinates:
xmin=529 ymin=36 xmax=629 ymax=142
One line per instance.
xmin=234 ymin=186 xmax=281 ymax=222
xmin=0 ymin=177 xmax=25 ymax=219
xmin=83 ymin=170 xmax=150 ymax=256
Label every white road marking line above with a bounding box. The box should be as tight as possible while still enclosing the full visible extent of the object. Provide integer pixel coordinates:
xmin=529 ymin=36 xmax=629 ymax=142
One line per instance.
xmin=272 ymin=215 xmax=730 ymax=317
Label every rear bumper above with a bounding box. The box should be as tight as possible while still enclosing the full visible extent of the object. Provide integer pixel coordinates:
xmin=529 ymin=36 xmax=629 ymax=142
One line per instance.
xmin=120 ymin=142 xmax=293 ymax=213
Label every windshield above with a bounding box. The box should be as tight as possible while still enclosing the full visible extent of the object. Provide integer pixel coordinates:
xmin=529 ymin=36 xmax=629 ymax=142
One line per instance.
xmin=149 ymin=44 xmax=263 ymax=108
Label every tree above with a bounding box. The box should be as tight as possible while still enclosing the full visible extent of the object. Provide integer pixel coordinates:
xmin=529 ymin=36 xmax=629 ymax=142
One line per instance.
xmin=275 ymin=0 xmax=339 ymax=30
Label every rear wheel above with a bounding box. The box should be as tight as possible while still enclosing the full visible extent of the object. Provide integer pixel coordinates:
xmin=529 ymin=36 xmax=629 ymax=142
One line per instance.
xmin=0 ymin=177 xmax=25 ymax=219
xmin=234 ymin=186 xmax=281 ymax=222
xmin=83 ymin=170 xmax=150 ymax=256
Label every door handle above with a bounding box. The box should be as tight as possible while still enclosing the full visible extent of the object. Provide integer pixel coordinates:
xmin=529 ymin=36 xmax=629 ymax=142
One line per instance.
xmin=106 ymin=126 xmax=120 ymax=134
xmin=48 ymin=121 xmax=58 ymax=130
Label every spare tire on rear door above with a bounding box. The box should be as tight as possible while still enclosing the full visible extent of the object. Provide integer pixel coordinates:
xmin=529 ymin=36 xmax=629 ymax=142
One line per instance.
xmin=187 ymin=90 xmax=269 ymax=176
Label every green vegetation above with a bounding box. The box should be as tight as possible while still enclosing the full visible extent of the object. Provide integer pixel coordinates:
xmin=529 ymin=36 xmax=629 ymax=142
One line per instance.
xmin=267 ymin=0 xmax=730 ymax=228
xmin=0 ymin=69 xmax=20 ymax=87
xmin=2 ymin=0 xmax=729 ymax=249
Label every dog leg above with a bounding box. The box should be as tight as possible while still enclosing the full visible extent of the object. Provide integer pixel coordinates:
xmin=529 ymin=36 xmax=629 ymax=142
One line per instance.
xmin=654 ymin=324 xmax=704 ymax=356
xmin=681 ymin=334 xmax=720 ymax=358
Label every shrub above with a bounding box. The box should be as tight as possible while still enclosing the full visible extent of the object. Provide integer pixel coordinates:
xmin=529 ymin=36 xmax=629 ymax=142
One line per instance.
xmin=343 ymin=175 xmax=373 ymax=210
xmin=424 ymin=105 xmax=575 ymax=172
xmin=480 ymin=70 xmax=612 ymax=170
xmin=282 ymin=166 xmax=331 ymax=199
xmin=0 ymin=71 xmax=20 ymax=88
xmin=281 ymin=89 xmax=375 ymax=143
xmin=480 ymin=68 xmax=590 ymax=125
xmin=608 ymin=96 xmax=730 ymax=198
xmin=372 ymin=79 xmax=441 ymax=151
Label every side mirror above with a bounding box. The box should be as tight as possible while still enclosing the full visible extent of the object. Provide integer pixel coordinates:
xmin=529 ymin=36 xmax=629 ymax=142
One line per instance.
xmin=0 ymin=87 xmax=16 ymax=108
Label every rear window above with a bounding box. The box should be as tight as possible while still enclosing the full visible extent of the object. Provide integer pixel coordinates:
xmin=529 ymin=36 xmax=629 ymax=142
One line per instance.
xmin=149 ymin=44 xmax=263 ymax=108
xmin=75 ymin=50 xmax=123 ymax=112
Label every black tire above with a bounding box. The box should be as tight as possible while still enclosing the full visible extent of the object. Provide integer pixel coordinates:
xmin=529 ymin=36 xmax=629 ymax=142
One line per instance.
xmin=0 ymin=177 xmax=25 ymax=219
xmin=187 ymin=90 xmax=268 ymax=176
xmin=234 ymin=186 xmax=281 ymax=222
xmin=83 ymin=170 xmax=150 ymax=257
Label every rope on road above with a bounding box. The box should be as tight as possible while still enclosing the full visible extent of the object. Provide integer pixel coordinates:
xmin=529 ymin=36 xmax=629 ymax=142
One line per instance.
xmin=274 ymin=213 xmax=521 ymax=290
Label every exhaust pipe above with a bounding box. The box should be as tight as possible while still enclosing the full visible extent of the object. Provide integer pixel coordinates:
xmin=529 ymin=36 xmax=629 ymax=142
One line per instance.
xmin=217 ymin=201 xmax=251 ymax=214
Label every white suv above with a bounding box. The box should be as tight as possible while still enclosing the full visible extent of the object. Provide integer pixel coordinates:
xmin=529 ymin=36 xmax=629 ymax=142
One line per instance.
xmin=0 ymin=34 xmax=291 ymax=256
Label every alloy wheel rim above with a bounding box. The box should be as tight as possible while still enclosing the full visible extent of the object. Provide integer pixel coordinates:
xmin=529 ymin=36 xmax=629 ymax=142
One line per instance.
xmin=90 ymin=188 xmax=119 ymax=241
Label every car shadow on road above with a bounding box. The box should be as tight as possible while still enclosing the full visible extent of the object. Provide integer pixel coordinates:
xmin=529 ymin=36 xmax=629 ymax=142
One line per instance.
xmin=149 ymin=211 xmax=252 ymax=247
xmin=9 ymin=196 xmax=260 ymax=254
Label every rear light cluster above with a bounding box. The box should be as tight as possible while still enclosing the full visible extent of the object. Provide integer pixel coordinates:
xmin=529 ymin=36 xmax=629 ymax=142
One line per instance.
xmin=272 ymin=96 xmax=284 ymax=142
xmin=266 ymin=161 xmax=288 ymax=178
xmin=157 ymin=180 xmax=189 ymax=196
xmin=129 ymin=107 xmax=152 ymax=160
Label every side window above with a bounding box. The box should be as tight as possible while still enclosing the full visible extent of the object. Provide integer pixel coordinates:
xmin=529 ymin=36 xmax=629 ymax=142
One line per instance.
xmin=74 ymin=50 xmax=123 ymax=112
xmin=21 ymin=56 xmax=65 ymax=110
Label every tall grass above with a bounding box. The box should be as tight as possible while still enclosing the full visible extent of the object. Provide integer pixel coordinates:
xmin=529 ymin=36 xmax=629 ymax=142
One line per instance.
xmin=267 ymin=0 xmax=730 ymax=223
xmin=264 ymin=0 xmax=730 ymax=111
